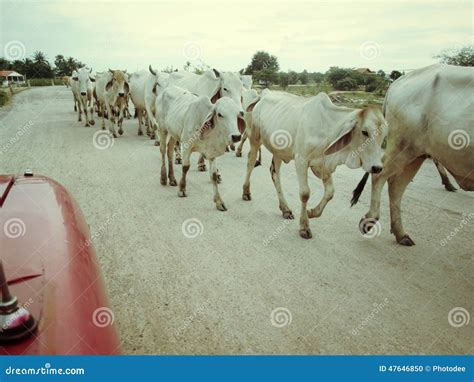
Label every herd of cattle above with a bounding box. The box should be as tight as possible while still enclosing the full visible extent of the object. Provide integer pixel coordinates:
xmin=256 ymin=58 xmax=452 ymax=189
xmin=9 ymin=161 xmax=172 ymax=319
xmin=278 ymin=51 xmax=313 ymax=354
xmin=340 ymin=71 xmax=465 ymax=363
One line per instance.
xmin=66 ymin=63 xmax=473 ymax=246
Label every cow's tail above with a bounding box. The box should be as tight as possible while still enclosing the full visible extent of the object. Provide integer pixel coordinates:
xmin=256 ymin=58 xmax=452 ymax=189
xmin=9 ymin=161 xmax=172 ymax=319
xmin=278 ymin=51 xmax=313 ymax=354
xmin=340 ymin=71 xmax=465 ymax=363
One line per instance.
xmin=351 ymin=172 xmax=369 ymax=207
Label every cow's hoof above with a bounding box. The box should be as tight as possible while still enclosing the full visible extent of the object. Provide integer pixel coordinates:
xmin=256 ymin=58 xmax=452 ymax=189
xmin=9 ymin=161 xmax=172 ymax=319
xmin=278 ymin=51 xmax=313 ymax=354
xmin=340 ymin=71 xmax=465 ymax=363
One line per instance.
xmin=175 ymin=158 xmax=182 ymax=165
xmin=169 ymin=179 xmax=177 ymax=187
xmin=160 ymin=178 xmax=167 ymax=186
xmin=254 ymin=160 xmax=262 ymax=168
xmin=84 ymin=124 xmax=89 ymax=128
xmin=154 ymin=141 xmax=160 ymax=147
xmin=282 ymin=211 xmax=294 ymax=220
xmin=198 ymin=165 xmax=206 ymax=172
xmin=229 ymin=144 xmax=235 ymax=151
xmin=242 ymin=193 xmax=251 ymax=201
xmin=236 ymin=151 xmax=242 ymax=157
xmin=113 ymin=133 xmax=117 ymax=138
xmin=444 ymin=183 xmax=457 ymax=192
xmin=178 ymin=190 xmax=187 ymax=197
xmin=216 ymin=174 xmax=222 ymax=184
xmin=150 ymin=133 xmax=156 ymax=140
xmin=118 ymin=129 xmax=124 ymax=136
xmin=299 ymin=228 xmax=312 ymax=239
xmin=216 ymin=203 xmax=227 ymax=212
xmin=138 ymin=130 xmax=143 ymax=136
xmin=397 ymin=235 xmax=415 ymax=246
xmin=101 ymin=126 xmax=106 ymax=130
xmin=225 ymin=146 xmax=230 ymax=152
xmin=90 ymin=120 xmax=95 ymax=126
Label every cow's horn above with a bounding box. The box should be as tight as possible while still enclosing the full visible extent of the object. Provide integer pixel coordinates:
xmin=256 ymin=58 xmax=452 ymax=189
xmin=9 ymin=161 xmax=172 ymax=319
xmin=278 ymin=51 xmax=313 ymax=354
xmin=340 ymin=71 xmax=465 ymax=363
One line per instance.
xmin=109 ymin=69 xmax=114 ymax=74
xmin=149 ymin=65 xmax=157 ymax=76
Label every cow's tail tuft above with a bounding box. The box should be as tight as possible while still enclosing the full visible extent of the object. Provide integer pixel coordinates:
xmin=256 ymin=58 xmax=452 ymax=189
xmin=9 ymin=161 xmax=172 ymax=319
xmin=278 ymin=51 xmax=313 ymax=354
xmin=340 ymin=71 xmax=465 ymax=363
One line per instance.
xmin=351 ymin=172 xmax=369 ymax=207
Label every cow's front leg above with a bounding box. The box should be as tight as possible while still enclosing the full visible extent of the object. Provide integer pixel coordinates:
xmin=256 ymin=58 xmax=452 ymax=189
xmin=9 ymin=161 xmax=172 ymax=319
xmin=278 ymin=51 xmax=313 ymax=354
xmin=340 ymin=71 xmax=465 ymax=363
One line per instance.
xmin=308 ymin=171 xmax=334 ymax=219
xmin=174 ymin=141 xmax=182 ymax=164
xmin=210 ymin=158 xmax=226 ymax=211
xmin=88 ymin=105 xmax=95 ymax=126
xmin=295 ymin=157 xmax=311 ymax=239
xmin=242 ymin=137 xmax=261 ymax=201
xmin=77 ymin=99 xmax=83 ymax=122
xmin=167 ymin=137 xmax=177 ymax=186
xmin=235 ymin=132 xmax=247 ymax=157
xmin=178 ymin=148 xmax=192 ymax=197
xmin=197 ymin=154 xmax=206 ymax=171
xmin=137 ymin=109 xmax=144 ymax=136
xmin=117 ymin=107 xmax=124 ymax=136
xmin=270 ymin=156 xmax=293 ymax=219
xmin=105 ymin=104 xmax=117 ymax=138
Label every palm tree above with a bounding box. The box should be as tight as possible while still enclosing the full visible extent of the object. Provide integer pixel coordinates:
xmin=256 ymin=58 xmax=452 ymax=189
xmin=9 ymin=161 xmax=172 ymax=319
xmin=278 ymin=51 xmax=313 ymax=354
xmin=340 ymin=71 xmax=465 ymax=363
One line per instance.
xmin=33 ymin=50 xmax=47 ymax=64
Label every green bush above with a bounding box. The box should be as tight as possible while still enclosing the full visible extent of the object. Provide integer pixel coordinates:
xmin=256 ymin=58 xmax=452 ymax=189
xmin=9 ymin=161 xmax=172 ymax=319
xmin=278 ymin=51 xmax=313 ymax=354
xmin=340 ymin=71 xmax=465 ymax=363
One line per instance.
xmin=335 ymin=77 xmax=358 ymax=91
xmin=28 ymin=78 xmax=63 ymax=86
xmin=0 ymin=90 xmax=11 ymax=106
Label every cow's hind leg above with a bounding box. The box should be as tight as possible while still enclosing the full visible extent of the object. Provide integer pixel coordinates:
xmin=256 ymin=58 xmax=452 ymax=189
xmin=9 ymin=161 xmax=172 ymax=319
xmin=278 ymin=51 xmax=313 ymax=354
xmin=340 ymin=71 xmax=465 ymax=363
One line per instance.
xmin=434 ymin=160 xmax=457 ymax=192
xmin=167 ymin=137 xmax=178 ymax=186
xmin=197 ymin=154 xmax=206 ymax=172
xmin=159 ymin=130 xmax=168 ymax=185
xmin=236 ymin=132 xmax=247 ymax=157
xmin=210 ymin=158 xmax=226 ymax=211
xmin=174 ymin=141 xmax=182 ymax=164
xmin=178 ymin=148 xmax=191 ymax=197
xmin=388 ymin=157 xmax=425 ymax=246
xmin=295 ymin=158 xmax=311 ymax=239
xmin=270 ymin=156 xmax=293 ymax=219
xmin=308 ymin=171 xmax=334 ymax=219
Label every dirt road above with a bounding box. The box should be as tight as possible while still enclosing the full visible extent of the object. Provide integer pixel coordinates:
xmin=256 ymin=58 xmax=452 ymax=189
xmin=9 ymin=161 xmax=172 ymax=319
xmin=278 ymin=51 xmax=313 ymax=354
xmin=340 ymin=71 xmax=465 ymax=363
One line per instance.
xmin=1 ymin=86 xmax=472 ymax=354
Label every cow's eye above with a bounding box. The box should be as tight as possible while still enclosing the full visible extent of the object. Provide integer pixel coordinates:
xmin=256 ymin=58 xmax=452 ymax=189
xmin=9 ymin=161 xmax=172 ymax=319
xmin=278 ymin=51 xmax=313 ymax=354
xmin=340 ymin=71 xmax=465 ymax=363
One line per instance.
xmin=223 ymin=88 xmax=228 ymax=92
xmin=362 ymin=131 xmax=369 ymax=137
xmin=218 ymin=113 xmax=223 ymax=118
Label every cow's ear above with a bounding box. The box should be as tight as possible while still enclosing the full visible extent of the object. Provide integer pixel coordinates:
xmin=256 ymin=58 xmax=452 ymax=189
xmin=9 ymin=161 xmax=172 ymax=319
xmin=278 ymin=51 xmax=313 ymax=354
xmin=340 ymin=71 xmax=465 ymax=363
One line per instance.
xmin=89 ymin=77 xmax=95 ymax=82
xmin=72 ymin=77 xmax=78 ymax=81
xmin=124 ymin=82 xmax=130 ymax=94
xmin=212 ymin=68 xmax=220 ymax=78
xmin=237 ymin=113 xmax=246 ymax=134
xmin=106 ymin=80 xmax=113 ymax=91
xmin=199 ymin=110 xmax=216 ymax=138
xmin=210 ymin=88 xmax=221 ymax=104
xmin=246 ymin=96 xmax=260 ymax=112
xmin=324 ymin=118 xmax=358 ymax=155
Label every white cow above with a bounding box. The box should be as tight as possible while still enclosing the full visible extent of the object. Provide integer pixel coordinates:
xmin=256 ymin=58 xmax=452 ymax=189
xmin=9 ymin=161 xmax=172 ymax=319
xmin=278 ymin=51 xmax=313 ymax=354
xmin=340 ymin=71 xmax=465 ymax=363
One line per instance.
xmin=69 ymin=70 xmax=79 ymax=113
xmin=156 ymin=85 xmax=245 ymax=211
xmin=129 ymin=66 xmax=170 ymax=138
xmin=351 ymin=64 xmax=474 ymax=246
xmin=95 ymin=69 xmax=129 ymax=137
xmin=166 ymin=69 xmax=244 ymax=168
xmin=71 ymin=67 xmax=95 ymax=127
xmin=243 ymin=90 xmax=387 ymax=239
xmin=240 ymin=74 xmax=253 ymax=90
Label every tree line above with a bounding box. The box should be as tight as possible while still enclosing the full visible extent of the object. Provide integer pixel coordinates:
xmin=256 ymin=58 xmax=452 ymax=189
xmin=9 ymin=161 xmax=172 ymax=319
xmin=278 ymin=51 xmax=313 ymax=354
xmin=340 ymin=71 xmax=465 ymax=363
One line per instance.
xmin=0 ymin=51 xmax=84 ymax=78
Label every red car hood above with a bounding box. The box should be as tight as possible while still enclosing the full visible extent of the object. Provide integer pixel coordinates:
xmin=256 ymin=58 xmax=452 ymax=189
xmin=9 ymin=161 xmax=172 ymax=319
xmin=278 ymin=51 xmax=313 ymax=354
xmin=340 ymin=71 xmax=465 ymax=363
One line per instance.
xmin=0 ymin=175 xmax=120 ymax=355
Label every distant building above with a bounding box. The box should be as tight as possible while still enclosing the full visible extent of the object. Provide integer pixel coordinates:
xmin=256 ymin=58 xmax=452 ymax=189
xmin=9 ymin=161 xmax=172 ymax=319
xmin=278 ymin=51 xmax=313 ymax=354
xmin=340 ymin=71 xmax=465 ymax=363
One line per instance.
xmin=355 ymin=68 xmax=375 ymax=75
xmin=0 ymin=70 xmax=26 ymax=87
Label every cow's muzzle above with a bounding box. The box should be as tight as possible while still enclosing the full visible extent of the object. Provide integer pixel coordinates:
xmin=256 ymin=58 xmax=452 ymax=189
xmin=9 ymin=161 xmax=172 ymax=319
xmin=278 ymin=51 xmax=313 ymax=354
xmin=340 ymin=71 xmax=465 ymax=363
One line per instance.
xmin=118 ymin=92 xmax=125 ymax=97
xmin=80 ymin=92 xmax=86 ymax=96
xmin=371 ymin=166 xmax=383 ymax=174
xmin=232 ymin=134 xmax=241 ymax=143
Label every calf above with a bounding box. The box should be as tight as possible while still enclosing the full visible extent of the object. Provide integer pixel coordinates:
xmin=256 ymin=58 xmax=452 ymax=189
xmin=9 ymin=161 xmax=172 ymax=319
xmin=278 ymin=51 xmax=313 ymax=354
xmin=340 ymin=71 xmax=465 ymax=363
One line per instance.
xmin=243 ymin=91 xmax=387 ymax=239
xmin=95 ymin=69 xmax=129 ymax=137
xmin=156 ymin=86 xmax=245 ymax=211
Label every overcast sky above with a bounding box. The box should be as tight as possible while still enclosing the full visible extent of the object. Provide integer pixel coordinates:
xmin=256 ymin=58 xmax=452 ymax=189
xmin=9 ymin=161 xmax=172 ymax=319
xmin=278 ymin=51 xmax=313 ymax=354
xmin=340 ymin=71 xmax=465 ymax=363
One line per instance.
xmin=0 ymin=0 xmax=472 ymax=73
